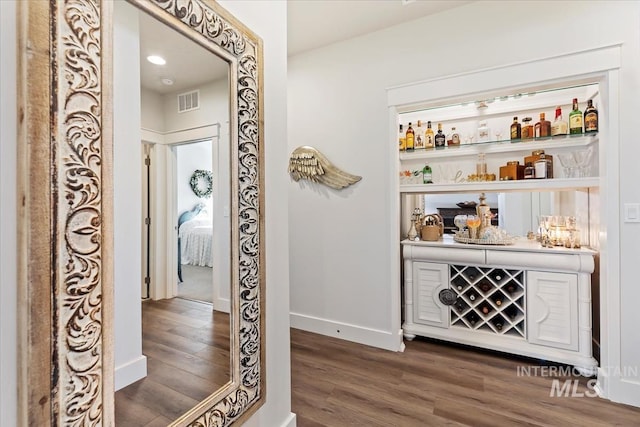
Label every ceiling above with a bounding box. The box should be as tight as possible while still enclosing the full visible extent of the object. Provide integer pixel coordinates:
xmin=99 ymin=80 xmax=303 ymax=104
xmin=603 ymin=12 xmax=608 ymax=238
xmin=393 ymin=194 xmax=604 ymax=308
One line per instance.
xmin=139 ymin=0 xmax=472 ymax=94
xmin=287 ymin=0 xmax=472 ymax=56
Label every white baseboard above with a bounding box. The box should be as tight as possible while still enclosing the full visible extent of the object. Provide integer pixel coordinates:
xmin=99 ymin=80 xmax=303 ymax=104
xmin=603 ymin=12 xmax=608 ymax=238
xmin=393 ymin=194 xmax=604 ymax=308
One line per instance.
xmin=280 ymin=412 xmax=296 ymax=427
xmin=290 ymin=312 xmax=403 ymax=352
xmin=214 ymin=296 xmax=230 ymax=314
xmin=115 ymin=355 xmax=147 ymax=391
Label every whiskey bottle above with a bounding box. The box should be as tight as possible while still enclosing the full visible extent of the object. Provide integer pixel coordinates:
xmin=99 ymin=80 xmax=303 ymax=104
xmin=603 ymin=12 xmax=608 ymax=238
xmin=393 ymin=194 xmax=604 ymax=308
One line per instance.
xmin=551 ymin=106 xmax=568 ymax=136
xmin=415 ymin=120 xmax=425 ymax=149
xmin=521 ymin=117 xmax=534 ymax=140
xmin=534 ymin=112 xmax=551 ymax=138
xmin=399 ymin=124 xmax=406 ymax=151
xmin=569 ymin=98 xmax=583 ymax=134
xmin=510 ymin=116 xmax=521 ymax=141
xmin=425 ymin=121 xmax=435 ymax=149
xmin=422 ymin=163 xmax=433 ymax=184
xmin=406 ymin=122 xmax=415 ymax=151
xmin=584 ymin=100 xmax=598 ymax=133
xmin=434 ymin=123 xmax=446 ymax=149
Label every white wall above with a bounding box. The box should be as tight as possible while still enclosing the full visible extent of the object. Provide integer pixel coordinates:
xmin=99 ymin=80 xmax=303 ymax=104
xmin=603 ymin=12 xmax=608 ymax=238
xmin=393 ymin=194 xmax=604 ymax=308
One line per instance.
xmin=176 ymin=141 xmax=213 ymax=215
xmin=163 ymin=77 xmax=229 ymax=132
xmin=0 ymin=1 xmax=18 ymax=425
xmin=217 ymin=1 xmax=294 ymax=426
xmin=288 ymin=0 xmax=640 ymax=407
xmin=141 ymin=87 xmax=165 ymax=132
xmin=113 ymin=1 xmax=146 ymax=390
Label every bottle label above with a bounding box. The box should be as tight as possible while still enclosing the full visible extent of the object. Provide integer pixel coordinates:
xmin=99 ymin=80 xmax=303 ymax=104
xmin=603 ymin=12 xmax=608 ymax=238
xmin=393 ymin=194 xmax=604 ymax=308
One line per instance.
xmin=435 ymin=134 xmax=446 ymax=148
xmin=399 ymin=137 xmax=406 ymax=151
xmin=415 ymin=134 xmax=424 ymax=149
xmin=570 ymin=115 xmax=583 ymax=132
xmin=425 ymin=134 xmax=434 ymax=148
xmin=406 ymin=134 xmax=414 ymax=149
xmin=452 ymin=134 xmax=460 ymax=145
xmin=585 ymin=112 xmax=598 ymax=132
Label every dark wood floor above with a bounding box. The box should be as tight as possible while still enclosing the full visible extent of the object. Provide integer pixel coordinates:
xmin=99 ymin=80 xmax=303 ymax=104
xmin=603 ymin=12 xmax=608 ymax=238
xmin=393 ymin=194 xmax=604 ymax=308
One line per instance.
xmin=116 ymin=300 xmax=640 ymax=426
xmin=291 ymin=328 xmax=640 ymax=426
xmin=115 ymin=298 xmax=230 ymax=426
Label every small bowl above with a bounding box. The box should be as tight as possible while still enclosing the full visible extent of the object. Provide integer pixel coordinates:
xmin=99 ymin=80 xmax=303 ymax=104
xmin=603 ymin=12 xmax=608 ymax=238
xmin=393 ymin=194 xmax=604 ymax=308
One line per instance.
xmin=456 ymin=201 xmax=477 ymax=208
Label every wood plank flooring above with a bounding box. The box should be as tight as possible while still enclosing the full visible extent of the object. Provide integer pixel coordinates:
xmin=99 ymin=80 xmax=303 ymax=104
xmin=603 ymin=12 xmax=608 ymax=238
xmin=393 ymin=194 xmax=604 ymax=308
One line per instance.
xmin=115 ymin=298 xmax=230 ymax=426
xmin=116 ymin=299 xmax=640 ymax=426
xmin=291 ymin=328 xmax=640 ymax=426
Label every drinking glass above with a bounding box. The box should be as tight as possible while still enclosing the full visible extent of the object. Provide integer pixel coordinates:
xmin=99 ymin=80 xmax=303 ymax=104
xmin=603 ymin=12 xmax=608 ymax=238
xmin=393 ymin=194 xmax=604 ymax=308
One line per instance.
xmin=454 ymin=215 xmax=468 ymax=234
xmin=466 ymin=215 xmax=481 ymax=239
xmin=557 ymin=152 xmax=578 ymax=178
xmin=573 ymin=147 xmax=593 ymax=178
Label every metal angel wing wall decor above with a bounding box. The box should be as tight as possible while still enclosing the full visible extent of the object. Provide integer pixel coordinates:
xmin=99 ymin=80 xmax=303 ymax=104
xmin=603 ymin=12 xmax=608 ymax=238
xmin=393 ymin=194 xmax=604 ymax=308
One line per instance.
xmin=288 ymin=146 xmax=362 ymax=190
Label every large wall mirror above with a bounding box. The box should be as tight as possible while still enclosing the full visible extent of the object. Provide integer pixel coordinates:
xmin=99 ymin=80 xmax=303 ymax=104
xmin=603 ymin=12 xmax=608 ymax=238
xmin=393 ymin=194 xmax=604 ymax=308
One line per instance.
xmin=17 ymin=0 xmax=264 ymax=425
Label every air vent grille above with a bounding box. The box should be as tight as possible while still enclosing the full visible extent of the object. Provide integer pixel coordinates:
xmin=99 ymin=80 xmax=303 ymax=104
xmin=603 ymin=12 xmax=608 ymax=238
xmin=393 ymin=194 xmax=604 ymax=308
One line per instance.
xmin=178 ymin=90 xmax=200 ymax=113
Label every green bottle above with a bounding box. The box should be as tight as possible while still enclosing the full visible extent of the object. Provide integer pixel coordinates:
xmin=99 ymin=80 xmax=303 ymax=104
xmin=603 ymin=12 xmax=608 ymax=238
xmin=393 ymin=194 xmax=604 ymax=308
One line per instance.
xmin=422 ymin=163 xmax=433 ymax=184
xmin=569 ymin=98 xmax=583 ymax=135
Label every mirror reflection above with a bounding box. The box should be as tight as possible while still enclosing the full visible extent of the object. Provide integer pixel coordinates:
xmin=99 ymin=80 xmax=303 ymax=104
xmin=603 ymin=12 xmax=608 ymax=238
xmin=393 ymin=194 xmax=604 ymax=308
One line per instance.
xmin=116 ymin=8 xmax=232 ymax=424
xmin=421 ymin=190 xmax=592 ymax=247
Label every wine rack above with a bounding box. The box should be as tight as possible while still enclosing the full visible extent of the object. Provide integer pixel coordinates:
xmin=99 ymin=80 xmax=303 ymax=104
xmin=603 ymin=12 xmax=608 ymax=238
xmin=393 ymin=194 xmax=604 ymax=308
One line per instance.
xmin=449 ymin=265 xmax=525 ymax=338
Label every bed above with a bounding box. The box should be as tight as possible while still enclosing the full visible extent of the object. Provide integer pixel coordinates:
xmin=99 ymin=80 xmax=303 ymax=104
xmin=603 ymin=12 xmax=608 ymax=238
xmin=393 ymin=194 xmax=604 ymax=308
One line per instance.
xmin=178 ymin=203 xmax=213 ymax=281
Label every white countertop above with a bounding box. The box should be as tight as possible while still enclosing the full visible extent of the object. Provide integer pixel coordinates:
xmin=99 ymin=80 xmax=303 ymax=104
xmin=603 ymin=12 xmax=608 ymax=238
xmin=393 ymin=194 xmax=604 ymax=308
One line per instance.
xmin=401 ymin=234 xmax=597 ymax=255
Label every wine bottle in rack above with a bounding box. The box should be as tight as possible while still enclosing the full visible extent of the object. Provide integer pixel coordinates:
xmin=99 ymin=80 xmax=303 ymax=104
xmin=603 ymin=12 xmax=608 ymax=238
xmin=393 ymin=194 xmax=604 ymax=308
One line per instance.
xmin=481 ymin=304 xmax=491 ymax=315
xmin=506 ymin=283 xmax=517 ymax=294
xmin=479 ymin=281 xmax=493 ymax=293
xmin=468 ymin=291 xmax=477 ymax=302
xmin=468 ymin=313 xmax=478 ymax=325
xmin=494 ymin=297 xmax=503 ymax=307
xmin=494 ymin=320 xmax=504 ymax=331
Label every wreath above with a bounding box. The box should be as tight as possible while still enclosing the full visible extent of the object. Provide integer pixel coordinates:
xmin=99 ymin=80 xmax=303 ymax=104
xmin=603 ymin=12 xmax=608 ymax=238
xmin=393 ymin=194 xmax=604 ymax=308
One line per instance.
xmin=189 ymin=169 xmax=213 ymax=198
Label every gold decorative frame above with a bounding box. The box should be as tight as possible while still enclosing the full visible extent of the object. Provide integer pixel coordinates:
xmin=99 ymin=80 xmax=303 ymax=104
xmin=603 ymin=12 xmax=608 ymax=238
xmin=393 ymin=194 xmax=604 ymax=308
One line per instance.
xmin=17 ymin=0 xmax=264 ymax=425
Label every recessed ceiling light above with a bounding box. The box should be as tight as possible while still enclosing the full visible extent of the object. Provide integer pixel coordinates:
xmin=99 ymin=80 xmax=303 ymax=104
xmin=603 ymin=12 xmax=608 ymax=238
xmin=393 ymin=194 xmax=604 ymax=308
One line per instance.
xmin=161 ymin=78 xmax=174 ymax=86
xmin=147 ymin=55 xmax=166 ymax=65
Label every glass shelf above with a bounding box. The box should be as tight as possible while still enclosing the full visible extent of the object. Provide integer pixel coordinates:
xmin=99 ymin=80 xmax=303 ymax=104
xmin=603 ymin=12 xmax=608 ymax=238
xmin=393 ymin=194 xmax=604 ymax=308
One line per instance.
xmin=399 ymin=133 xmax=598 ymax=161
xmin=399 ymin=177 xmax=599 ymax=194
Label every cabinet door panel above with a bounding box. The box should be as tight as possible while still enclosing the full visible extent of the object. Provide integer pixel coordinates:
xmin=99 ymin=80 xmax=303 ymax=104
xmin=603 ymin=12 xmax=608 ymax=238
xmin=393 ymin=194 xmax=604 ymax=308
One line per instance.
xmin=527 ymin=271 xmax=578 ymax=351
xmin=413 ymin=262 xmax=449 ymax=328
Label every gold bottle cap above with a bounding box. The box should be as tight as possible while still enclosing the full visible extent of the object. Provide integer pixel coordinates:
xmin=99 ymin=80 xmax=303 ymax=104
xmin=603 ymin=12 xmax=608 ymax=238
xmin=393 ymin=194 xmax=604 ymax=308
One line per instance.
xmin=540 ymin=112 xmax=545 ymax=119
xmin=507 ymin=161 xmax=520 ymax=165
xmin=532 ymin=150 xmax=545 ymax=155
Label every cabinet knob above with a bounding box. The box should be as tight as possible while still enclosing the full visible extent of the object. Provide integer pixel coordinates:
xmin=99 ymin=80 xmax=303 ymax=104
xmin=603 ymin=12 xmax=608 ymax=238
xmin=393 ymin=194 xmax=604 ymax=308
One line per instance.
xmin=439 ymin=289 xmax=457 ymax=306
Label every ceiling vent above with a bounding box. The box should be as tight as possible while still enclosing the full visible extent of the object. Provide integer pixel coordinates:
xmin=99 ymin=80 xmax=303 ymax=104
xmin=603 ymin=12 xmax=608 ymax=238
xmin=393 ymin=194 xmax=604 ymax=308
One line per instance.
xmin=178 ymin=90 xmax=200 ymax=113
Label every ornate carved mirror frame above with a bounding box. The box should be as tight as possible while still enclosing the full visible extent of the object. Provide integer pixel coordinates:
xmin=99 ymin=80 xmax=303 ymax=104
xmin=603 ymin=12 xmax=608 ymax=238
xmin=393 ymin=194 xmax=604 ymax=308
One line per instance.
xmin=17 ymin=0 xmax=264 ymax=425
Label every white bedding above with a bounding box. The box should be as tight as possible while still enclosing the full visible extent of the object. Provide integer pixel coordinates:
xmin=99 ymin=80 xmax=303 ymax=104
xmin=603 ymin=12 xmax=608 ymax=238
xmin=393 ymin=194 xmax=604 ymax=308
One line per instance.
xmin=179 ymin=211 xmax=213 ymax=267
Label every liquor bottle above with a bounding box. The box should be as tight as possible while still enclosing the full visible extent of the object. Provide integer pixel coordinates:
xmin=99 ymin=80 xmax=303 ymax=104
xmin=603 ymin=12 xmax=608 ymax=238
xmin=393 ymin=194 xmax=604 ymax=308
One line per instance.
xmin=415 ymin=120 xmax=425 ymax=149
xmin=477 ymin=121 xmax=491 ymax=143
xmin=524 ymin=162 xmax=535 ymax=179
xmin=422 ymin=163 xmax=433 ymax=184
xmin=521 ymin=117 xmax=534 ymax=140
xmin=425 ymin=121 xmax=435 ymax=149
xmin=569 ymin=98 xmax=583 ymax=134
xmin=535 ymin=112 xmax=551 ymax=138
xmin=450 ymin=127 xmax=461 ymax=146
xmin=510 ymin=116 xmax=521 ymax=140
xmin=551 ymin=106 xmax=568 ymax=136
xmin=584 ymin=100 xmax=598 ymax=133
xmin=405 ymin=122 xmax=415 ymax=151
xmin=398 ymin=124 xmax=406 ymax=151
xmin=434 ymin=123 xmax=446 ymax=149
